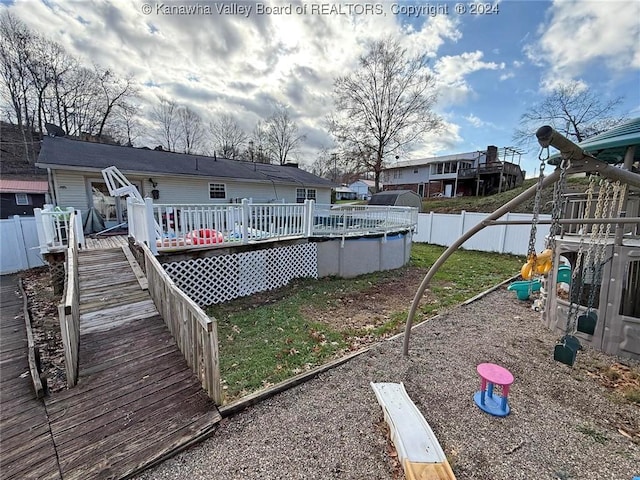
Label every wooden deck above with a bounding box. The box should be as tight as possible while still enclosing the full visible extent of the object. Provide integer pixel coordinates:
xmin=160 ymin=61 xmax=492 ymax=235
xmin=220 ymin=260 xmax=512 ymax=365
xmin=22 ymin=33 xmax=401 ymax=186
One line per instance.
xmin=44 ymin=246 xmax=221 ymax=479
xmin=83 ymin=235 xmax=128 ymax=251
xmin=0 ymin=276 xmax=61 ymax=480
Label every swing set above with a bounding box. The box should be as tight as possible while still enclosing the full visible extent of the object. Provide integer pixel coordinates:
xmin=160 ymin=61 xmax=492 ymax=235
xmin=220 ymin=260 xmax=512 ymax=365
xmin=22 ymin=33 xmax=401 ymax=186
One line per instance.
xmin=402 ymin=119 xmax=640 ymax=365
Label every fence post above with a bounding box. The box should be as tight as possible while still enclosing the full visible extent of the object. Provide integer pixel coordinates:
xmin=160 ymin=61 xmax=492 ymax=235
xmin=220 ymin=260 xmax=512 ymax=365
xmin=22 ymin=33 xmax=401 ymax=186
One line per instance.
xmin=459 ymin=210 xmax=466 ymax=237
xmin=12 ymin=216 xmax=29 ymax=270
xmin=33 ymin=207 xmax=49 ymax=253
xmin=499 ymin=212 xmax=509 ymax=253
xmin=74 ymin=210 xmax=85 ymax=249
xmin=241 ymin=198 xmax=250 ymax=244
xmin=145 ymin=198 xmax=158 ymax=255
xmin=428 ymin=211 xmax=434 ymax=244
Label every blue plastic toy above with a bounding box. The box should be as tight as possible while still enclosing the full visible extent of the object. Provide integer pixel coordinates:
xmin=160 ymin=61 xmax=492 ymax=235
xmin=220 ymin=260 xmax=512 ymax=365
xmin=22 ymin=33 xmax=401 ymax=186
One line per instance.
xmin=507 ymin=279 xmax=541 ymax=301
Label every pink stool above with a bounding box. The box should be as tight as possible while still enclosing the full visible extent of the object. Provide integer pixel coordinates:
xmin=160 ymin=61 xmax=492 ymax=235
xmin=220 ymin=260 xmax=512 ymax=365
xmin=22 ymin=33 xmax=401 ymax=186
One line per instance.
xmin=473 ymin=363 xmax=514 ymax=417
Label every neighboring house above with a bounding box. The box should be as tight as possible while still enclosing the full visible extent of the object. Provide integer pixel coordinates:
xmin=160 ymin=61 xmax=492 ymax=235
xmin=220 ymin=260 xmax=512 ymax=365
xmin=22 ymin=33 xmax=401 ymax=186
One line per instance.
xmin=349 ymin=179 xmax=377 ymax=200
xmin=36 ymin=136 xmax=336 ymax=228
xmin=382 ymin=145 xmax=524 ymax=198
xmin=0 ymin=178 xmax=49 ymax=218
xmin=334 ymin=186 xmax=357 ymax=201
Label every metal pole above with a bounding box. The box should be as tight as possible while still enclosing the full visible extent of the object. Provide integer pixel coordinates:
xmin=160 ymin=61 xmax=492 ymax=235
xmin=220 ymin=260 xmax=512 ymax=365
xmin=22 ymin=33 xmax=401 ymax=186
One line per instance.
xmin=484 ymin=217 xmax=640 ymax=226
xmin=402 ymin=168 xmax=561 ymax=356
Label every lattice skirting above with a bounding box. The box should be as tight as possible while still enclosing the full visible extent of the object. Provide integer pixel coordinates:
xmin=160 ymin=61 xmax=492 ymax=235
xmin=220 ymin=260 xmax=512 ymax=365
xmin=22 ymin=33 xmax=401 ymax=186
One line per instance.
xmin=162 ymin=242 xmax=318 ymax=306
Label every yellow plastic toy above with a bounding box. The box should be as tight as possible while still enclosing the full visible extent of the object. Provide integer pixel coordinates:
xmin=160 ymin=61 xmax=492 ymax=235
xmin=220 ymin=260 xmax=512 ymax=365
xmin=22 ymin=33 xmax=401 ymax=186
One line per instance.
xmin=521 ymin=248 xmax=553 ymax=280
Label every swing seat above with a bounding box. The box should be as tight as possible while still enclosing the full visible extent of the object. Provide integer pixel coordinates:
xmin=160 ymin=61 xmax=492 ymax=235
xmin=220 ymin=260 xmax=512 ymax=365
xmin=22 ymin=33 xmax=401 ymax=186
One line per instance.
xmin=577 ymin=311 xmax=597 ymax=335
xmin=554 ymin=335 xmax=581 ymax=366
xmin=507 ymin=280 xmax=541 ymax=301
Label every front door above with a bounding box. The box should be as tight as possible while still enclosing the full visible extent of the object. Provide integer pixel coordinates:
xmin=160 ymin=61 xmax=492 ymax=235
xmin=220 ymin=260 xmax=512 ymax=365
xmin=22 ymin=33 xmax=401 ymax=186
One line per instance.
xmin=90 ymin=180 xmax=141 ymax=229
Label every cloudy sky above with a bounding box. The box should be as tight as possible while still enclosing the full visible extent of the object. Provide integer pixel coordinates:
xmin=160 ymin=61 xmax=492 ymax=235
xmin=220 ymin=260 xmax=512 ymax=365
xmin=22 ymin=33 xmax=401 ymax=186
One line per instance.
xmin=3 ymin=0 xmax=640 ymax=177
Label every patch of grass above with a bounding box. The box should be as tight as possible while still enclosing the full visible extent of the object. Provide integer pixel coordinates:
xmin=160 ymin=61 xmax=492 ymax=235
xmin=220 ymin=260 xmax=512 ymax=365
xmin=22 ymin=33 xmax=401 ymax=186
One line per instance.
xmin=422 ymin=176 xmax=591 ymax=215
xmin=210 ymin=244 xmax=523 ymax=401
xmin=410 ymin=245 xmax=523 ymax=315
xmin=623 ymin=387 xmax=640 ymax=404
xmin=576 ymin=424 xmax=608 ymax=444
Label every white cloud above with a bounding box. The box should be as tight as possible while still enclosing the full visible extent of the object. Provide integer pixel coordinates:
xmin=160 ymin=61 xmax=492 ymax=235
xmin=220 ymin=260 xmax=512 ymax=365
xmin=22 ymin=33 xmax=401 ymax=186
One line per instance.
xmin=499 ymin=72 xmax=515 ymax=81
xmin=526 ymin=0 xmax=640 ymax=89
xmin=464 ymin=113 xmax=498 ymax=130
xmin=434 ymin=51 xmax=505 ymax=105
xmin=3 ymin=0 xmax=483 ymax=164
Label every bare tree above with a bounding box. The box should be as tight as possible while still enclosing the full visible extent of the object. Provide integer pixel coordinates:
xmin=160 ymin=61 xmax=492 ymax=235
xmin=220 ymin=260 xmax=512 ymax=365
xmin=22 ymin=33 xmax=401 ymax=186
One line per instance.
xmin=0 ymin=10 xmax=36 ymax=162
xmin=175 ymin=106 xmax=204 ymax=154
xmin=329 ymin=37 xmax=442 ymax=192
xmin=152 ymin=96 xmax=179 ymax=151
xmin=264 ymin=104 xmax=305 ymax=165
xmin=108 ymin=101 xmax=142 ymax=146
xmin=0 ymin=12 xmax=32 ymax=127
xmin=210 ymin=114 xmax=247 ymax=159
xmin=513 ymin=81 xmax=626 ymax=146
xmin=94 ymin=67 xmax=137 ymax=141
xmin=309 ymin=147 xmax=334 ymax=178
xmin=249 ymin=120 xmax=271 ymax=163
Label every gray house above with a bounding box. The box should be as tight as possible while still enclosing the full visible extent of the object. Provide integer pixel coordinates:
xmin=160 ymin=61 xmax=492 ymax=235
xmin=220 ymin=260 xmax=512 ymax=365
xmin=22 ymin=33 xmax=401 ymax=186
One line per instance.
xmin=36 ymin=136 xmax=335 ymax=227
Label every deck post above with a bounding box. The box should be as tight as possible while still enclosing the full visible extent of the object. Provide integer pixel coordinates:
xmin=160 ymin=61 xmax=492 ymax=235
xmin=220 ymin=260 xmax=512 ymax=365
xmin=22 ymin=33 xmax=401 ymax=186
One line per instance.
xmin=304 ymin=199 xmax=314 ymax=237
xmin=145 ymin=198 xmax=158 ymax=255
xmin=241 ymin=199 xmax=250 ymax=244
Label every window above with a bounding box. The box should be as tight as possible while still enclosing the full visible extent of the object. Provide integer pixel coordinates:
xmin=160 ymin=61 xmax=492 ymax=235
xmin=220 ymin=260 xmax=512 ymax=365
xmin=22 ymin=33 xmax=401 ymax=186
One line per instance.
xmin=209 ymin=183 xmax=226 ymax=199
xmin=296 ymin=188 xmax=316 ymax=203
xmin=15 ymin=193 xmax=29 ymax=205
xmin=413 ymin=168 xmax=419 ymax=174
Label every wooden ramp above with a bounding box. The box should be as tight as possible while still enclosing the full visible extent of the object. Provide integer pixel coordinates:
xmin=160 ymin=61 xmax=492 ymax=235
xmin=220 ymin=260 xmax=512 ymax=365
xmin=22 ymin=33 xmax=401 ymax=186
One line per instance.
xmin=44 ymin=247 xmax=221 ymax=480
xmin=0 ymin=276 xmax=61 ymax=480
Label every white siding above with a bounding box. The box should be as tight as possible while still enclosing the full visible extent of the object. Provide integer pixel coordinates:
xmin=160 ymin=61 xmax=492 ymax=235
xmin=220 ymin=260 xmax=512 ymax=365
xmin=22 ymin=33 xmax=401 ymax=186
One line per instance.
xmin=51 ymin=169 xmax=331 ymax=208
xmin=53 ymin=171 xmax=90 ymax=211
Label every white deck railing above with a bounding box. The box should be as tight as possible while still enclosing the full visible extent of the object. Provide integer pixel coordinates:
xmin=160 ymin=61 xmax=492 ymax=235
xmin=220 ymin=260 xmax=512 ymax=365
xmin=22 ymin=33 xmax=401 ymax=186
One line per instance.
xmin=127 ymin=199 xmax=417 ymax=254
xmin=33 ymin=200 xmax=417 ymax=255
xmin=34 ymin=205 xmax=85 ymax=253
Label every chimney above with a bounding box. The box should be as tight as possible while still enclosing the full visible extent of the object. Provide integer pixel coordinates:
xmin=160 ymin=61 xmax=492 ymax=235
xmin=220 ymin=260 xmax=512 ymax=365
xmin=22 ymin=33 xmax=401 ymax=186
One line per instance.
xmin=486 ymin=145 xmax=498 ymax=163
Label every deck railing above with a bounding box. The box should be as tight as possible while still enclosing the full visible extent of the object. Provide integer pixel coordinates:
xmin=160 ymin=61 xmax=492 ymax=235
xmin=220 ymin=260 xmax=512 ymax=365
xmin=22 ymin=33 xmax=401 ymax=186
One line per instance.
xmin=127 ymin=199 xmax=417 ymax=253
xmin=57 ymin=211 xmax=81 ymax=387
xmin=312 ymin=204 xmax=418 ymax=236
xmin=141 ymin=242 xmax=222 ymax=404
xmin=34 ymin=205 xmax=85 ymax=254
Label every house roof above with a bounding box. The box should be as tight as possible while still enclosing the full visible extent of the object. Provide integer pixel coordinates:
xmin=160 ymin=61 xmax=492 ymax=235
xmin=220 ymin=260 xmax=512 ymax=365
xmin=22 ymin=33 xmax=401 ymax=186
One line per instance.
xmin=36 ymin=136 xmax=336 ymax=188
xmin=351 ymin=179 xmax=376 ymax=187
xmin=334 ymin=186 xmax=355 ymax=193
xmin=0 ymin=179 xmax=48 ymax=194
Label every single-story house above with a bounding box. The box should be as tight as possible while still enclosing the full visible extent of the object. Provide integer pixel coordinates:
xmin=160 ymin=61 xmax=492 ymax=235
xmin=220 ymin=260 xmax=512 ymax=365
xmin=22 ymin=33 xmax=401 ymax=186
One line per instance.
xmin=334 ymin=186 xmax=357 ymax=201
xmin=36 ymin=136 xmax=336 ymax=228
xmin=0 ymin=178 xmax=49 ymax=218
xmin=349 ymin=179 xmax=377 ymax=200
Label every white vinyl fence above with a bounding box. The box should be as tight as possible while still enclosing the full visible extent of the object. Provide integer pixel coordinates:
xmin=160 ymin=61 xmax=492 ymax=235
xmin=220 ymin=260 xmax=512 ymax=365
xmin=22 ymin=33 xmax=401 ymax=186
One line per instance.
xmin=1 ymin=216 xmax=46 ymax=274
xmin=414 ymin=211 xmax=552 ymax=256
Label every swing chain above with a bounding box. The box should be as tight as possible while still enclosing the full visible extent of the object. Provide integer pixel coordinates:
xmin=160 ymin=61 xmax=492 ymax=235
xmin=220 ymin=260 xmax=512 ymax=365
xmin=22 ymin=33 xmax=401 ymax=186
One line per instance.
xmin=547 ymin=157 xmax=569 ymax=253
xmin=527 ymin=155 xmax=546 ymax=258
xmin=585 ymin=180 xmax=623 ymax=313
xmin=565 ymin=175 xmax=596 ymax=334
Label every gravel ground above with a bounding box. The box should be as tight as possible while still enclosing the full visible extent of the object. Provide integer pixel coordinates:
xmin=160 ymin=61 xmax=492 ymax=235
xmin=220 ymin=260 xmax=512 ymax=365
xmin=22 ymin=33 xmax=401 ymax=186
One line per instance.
xmin=136 ymin=287 xmax=639 ymax=480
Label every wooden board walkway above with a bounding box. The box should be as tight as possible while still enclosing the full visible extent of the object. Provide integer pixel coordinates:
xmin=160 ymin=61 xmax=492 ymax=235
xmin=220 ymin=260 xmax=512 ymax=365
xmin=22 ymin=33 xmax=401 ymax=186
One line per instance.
xmin=0 ymin=275 xmax=61 ymax=480
xmin=1 ymin=249 xmax=221 ymax=479
xmin=43 ymin=247 xmax=220 ymax=479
